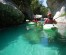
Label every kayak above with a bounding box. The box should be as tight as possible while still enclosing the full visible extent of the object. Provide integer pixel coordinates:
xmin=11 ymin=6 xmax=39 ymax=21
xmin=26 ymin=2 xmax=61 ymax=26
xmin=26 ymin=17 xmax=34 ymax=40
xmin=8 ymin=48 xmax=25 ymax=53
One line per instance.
xmin=28 ymin=22 xmax=35 ymax=25
xmin=43 ymin=24 xmax=57 ymax=30
xmin=43 ymin=24 xmax=58 ymax=40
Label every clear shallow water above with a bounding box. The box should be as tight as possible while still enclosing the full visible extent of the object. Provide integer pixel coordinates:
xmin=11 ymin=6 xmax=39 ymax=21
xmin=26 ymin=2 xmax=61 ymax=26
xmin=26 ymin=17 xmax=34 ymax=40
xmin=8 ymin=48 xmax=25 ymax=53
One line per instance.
xmin=0 ymin=23 xmax=66 ymax=55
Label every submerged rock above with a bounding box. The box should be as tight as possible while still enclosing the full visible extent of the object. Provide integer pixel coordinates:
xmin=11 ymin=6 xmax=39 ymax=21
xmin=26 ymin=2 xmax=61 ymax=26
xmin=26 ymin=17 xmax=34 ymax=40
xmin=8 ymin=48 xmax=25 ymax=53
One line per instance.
xmin=0 ymin=0 xmax=24 ymax=28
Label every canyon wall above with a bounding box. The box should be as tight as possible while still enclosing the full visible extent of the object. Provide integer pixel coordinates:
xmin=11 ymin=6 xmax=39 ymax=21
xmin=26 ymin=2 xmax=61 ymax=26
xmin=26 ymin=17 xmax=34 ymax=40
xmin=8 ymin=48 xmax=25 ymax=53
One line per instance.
xmin=47 ymin=0 xmax=66 ymax=36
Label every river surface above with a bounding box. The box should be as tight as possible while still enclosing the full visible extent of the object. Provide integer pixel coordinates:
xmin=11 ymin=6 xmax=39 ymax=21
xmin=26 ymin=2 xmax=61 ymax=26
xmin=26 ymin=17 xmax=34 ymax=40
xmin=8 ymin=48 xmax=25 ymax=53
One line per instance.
xmin=0 ymin=23 xmax=66 ymax=55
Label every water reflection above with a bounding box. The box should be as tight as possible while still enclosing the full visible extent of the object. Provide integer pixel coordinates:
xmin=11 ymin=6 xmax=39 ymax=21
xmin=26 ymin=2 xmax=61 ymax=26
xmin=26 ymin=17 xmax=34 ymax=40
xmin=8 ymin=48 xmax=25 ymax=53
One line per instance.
xmin=0 ymin=24 xmax=27 ymax=50
xmin=25 ymin=23 xmax=65 ymax=45
xmin=25 ymin=24 xmax=42 ymax=44
xmin=0 ymin=23 xmax=66 ymax=55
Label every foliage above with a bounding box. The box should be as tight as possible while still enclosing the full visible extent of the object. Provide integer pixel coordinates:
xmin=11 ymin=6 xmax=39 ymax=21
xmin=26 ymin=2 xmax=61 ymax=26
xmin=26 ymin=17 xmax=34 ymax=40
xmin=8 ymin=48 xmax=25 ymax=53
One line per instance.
xmin=12 ymin=0 xmax=33 ymax=20
xmin=12 ymin=0 xmax=32 ymax=11
xmin=40 ymin=6 xmax=48 ymax=16
xmin=0 ymin=3 xmax=24 ymax=27
xmin=30 ymin=0 xmax=40 ymax=14
xmin=12 ymin=0 xmax=48 ymax=17
xmin=30 ymin=0 xmax=48 ymax=16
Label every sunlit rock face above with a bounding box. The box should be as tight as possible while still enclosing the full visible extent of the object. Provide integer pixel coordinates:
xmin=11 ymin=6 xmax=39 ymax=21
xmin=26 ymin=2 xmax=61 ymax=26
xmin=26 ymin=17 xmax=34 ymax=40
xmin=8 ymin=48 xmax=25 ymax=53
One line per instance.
xmin=47 ymin=0 xmax=66 ymax=36
xmin=54 ymin=6 xmax=66 ymax=36
xmin=0 ymin=0 xmax=24 ymax=28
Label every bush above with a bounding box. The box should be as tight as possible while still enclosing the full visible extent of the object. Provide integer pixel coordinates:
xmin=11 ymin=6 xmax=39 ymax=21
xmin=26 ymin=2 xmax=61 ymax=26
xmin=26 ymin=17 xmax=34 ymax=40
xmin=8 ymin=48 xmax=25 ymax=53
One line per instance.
xmin=0 ymin=3 xmax=24 ymax=27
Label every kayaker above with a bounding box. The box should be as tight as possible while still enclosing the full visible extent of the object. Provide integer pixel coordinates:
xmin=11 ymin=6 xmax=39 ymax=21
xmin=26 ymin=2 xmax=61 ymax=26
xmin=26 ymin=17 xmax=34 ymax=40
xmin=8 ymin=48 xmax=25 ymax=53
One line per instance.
xmin=33 ymin=18 xmax=38 ymax=22
xmin=44 ymin=13 xmax=57 ymax=24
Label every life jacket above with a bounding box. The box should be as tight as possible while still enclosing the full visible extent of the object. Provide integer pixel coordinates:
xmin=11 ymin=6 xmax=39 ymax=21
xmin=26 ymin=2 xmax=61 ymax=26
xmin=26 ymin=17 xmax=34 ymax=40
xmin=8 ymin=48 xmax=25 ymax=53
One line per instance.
xmin=33 ymin=19 xmax=38 ymax=22
xmin=44 ymin=18 xmax=56 ymax=24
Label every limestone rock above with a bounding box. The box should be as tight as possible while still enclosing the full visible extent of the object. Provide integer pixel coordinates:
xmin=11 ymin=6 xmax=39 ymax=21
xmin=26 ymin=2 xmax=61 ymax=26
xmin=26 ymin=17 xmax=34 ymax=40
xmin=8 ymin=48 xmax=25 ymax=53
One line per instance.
xmin=47 ymin=0 xmax=66 ymax=36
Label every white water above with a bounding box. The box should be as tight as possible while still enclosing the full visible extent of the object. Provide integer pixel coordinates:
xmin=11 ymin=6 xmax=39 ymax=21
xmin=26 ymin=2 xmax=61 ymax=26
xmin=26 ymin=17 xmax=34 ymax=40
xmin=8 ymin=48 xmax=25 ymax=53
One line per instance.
xmin=53 ymin=6 xmax=66 ymax=36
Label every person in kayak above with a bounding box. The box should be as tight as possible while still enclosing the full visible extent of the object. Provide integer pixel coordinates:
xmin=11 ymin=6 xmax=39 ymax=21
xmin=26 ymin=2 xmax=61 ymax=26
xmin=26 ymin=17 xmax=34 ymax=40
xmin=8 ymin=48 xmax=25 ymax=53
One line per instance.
xmin=32 ymin=18 xmax=38 ymax=23
xmin=44 ymin=13 xmax=57 ymax=24
xmin=32 ymin=15 xmax=38 ymax=23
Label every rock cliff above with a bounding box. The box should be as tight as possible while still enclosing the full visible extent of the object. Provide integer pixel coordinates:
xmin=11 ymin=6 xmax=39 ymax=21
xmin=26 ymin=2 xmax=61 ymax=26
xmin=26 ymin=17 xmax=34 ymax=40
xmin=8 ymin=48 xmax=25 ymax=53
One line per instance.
xmin=47 ymin=0 xmax=66 ymax=36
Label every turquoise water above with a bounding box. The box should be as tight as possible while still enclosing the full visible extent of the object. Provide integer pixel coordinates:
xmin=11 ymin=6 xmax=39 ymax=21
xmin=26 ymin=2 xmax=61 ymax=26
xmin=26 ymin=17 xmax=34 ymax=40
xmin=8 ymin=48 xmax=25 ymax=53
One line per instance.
xmin=0 ymin=23 xmax=66 ymax=55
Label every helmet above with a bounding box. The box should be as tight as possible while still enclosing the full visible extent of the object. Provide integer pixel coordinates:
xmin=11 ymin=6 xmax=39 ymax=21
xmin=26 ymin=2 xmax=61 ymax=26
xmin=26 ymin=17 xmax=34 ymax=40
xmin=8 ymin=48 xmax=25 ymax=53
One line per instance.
xmin=47 ymin=13 xmax=52 ymax=16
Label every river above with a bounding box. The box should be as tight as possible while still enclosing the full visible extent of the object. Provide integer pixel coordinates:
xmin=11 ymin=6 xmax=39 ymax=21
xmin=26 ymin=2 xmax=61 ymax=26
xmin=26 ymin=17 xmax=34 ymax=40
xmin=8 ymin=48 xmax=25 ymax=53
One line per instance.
xmin=0 ymin=23 xmax=66 ymax=55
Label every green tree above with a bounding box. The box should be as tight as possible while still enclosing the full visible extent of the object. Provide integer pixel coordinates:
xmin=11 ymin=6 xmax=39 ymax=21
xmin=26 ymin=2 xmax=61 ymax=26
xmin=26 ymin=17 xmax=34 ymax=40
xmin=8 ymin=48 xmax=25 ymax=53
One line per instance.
xmin=31 ymin=0 xmax=48 ymax=16
xmin=12 ymin=0 xmax=48 ymax=18
xmin=40 ymin=6 xmax=48 ymax=16
xmin=30 ymin=0 xmax=40 ymax=14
